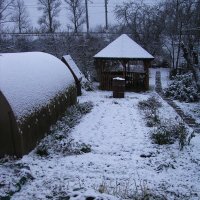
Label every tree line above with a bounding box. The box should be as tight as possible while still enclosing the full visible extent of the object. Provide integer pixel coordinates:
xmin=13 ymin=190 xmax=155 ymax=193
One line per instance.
xmin=0 ymin=0 xmax=200 ymax=82
xmin=0 ymin=0 xmax=87 ymax=33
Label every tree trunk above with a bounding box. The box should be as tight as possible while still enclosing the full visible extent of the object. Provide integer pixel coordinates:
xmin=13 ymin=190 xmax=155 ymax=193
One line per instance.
xmin=48 ymin=0 xmax=53 ymax=33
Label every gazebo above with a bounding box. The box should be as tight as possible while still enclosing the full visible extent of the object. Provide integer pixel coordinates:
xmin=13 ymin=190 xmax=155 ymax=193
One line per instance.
xmin=94 ymin=34 xmax=154 ymax=91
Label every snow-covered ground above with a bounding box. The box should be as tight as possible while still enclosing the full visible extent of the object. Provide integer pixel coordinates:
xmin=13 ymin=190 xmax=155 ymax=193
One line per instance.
xmin=149 ymin=67 xmax=170 ymax=89
xmin=1 ymin=68 xmax=200 ymax=200
xmin=175 ymin=101 xmax=200 ymax=125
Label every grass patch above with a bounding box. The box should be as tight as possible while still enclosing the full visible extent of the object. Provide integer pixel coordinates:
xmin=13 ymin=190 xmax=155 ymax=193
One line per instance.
xmin=95 ymin=177 xmax=167 ymax=200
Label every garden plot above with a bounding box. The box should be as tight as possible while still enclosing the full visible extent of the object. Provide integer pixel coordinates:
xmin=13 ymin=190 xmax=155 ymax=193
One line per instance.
xmin=2 ymin=89 xmax=198 ymax=200
xmin=1 ymin=68 xmax=200 ymax=200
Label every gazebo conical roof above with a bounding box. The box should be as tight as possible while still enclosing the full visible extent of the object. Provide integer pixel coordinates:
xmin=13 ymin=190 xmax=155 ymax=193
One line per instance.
xmin=94 ymin=34 xmax=154 ymax=60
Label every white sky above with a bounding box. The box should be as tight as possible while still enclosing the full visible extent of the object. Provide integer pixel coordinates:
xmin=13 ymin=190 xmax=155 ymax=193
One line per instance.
xmin=24 ymin=0 xmax=157 ymax=31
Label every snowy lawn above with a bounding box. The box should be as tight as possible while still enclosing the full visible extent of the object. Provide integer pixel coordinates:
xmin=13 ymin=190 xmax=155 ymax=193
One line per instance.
xmin=1 ymin=68 xmax=200 ymax=200
xmin=3 ymin=89 xmax=199 ymax=200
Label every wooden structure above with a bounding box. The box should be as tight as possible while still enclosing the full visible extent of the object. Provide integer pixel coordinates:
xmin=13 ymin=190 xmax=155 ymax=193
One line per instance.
xmin=0 ymin=52 xmax=77 ymax=157
xmin=62 ymin=55 xmax=84 ymax=96
xmin=113 ymin=77 xmax=125 ymax=98
xmin=94 ymin=34 xmax=154 ymax=91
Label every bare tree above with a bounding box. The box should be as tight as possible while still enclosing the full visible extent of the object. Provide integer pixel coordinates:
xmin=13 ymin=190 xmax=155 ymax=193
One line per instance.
xmin=64 ymin=0 xmax=85 ymax=33
xmin=0 ymin=0 xmax=13 ymax=30
xmin=114 ymin=1 xmax=145 ymax=42
xmin=114 ymin=0 xmax=165 ymax=55
xmin=180 ymin=41 xmax=200 ymax=90
xmin=37 ymin=0 xmax=61 ymax=33
xmin=85 ymin=0 xmax=89 ymax=33
xmin=163 ymin=0 xmax=196 ymax=70
xmin=11 ymin=0 xmax=30 ymax=33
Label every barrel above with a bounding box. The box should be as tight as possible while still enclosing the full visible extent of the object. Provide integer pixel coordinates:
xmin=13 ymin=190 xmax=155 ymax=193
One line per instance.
xmin=113 ymin=77 xmax=125 ymax=98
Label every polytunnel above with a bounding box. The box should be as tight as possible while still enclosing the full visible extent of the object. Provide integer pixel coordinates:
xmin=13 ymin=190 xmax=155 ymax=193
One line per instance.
xmin=0 ymin=52 xmax=77 ymax=157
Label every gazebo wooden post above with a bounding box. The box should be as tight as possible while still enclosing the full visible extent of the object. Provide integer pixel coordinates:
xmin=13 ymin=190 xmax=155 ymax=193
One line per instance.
xmin=94 ymin=59 xmax=98 ymax=81
xmin=122 ymin=59 xmax=128 ymax=79
xmin=100 ymin=59 xmax=108 ymax=90
xmin=143 ymin=60 xmax=151 ymax=90
xmin=128 ymin=60 xmax=130 ymax=72
xmin=101 ymin=60 xmax=105 ymax=73
xmin=100 ymin=59 xmax=104 ymax=89
xmin=95 ymin=59 xmax=103 ymax=83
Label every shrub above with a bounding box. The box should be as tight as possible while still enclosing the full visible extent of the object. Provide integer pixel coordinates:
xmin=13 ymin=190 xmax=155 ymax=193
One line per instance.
xmin=150 ymin=120 xmax=190 ymax=150
xmin=138 ymin=96 xmax=162 ymax=127
xmin=146 ymin=118 xmax=159 ymax=127
xmin=177 ymin=121 xmax=189 ymax=150
xmin=138 ymin=96 xmax=162 ymax=111
xmin=151 ymin=124 xmax=176 ymax=145
xmin=76 ymin=101 xmax=93 ymax=115
xmin=35 ymin=102 xmax=93 ymax=156
xmin=165 ymin=73 xmax=199 ymax=102
xmin=79 ymin=143 xmax=92 ymax=153
xmin=81 ymin=79 xmax=94 ymax=91
xmin=95 ymin=178 xmax=166 ymax=200
xmin=0 ymin=163 xmax=33 ymax=199
xmin=36 ymin=143 xmax=49 ymax=157
xmin=0 ymin=155 xmax=17 ymax=164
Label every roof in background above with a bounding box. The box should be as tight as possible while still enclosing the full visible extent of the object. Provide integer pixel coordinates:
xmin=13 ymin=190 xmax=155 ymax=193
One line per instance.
xmin=94 ymin=34 xmax=154 ymax=60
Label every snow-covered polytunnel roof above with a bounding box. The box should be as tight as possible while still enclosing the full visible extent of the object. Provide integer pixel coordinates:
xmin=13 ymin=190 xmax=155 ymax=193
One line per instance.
xmin=62 ymin=55 xmax=84 ymax=80
xmin=0 ymin=52 xmax=75 ymax=121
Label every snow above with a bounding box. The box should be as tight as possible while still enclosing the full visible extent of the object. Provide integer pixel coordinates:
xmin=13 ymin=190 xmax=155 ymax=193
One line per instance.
xmin=94 ymin=34 xmax=154 ymax=59
xmin=113 ymin=77 xmax=125 ymax=81
xmin=149 ymin=67 xmax=170 ymax=89
xmin=1 ymin=67 xmax=200 ymax=199
xmin=62 ymin=55 xmax=84 ymax=80
xmin=175 ymin=101 xmax=200 ymax=124
xmin=8 ymin=89 xmax=200 ymax=200
xmin=0 ymin=52 xmax=75 ymax=121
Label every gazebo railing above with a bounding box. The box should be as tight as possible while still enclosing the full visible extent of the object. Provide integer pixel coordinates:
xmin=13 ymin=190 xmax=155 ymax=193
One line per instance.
xmin=100 ymin=71 xmax=123 ymax=90
xmin=100 ymin=71 xmax=147 ymax=91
